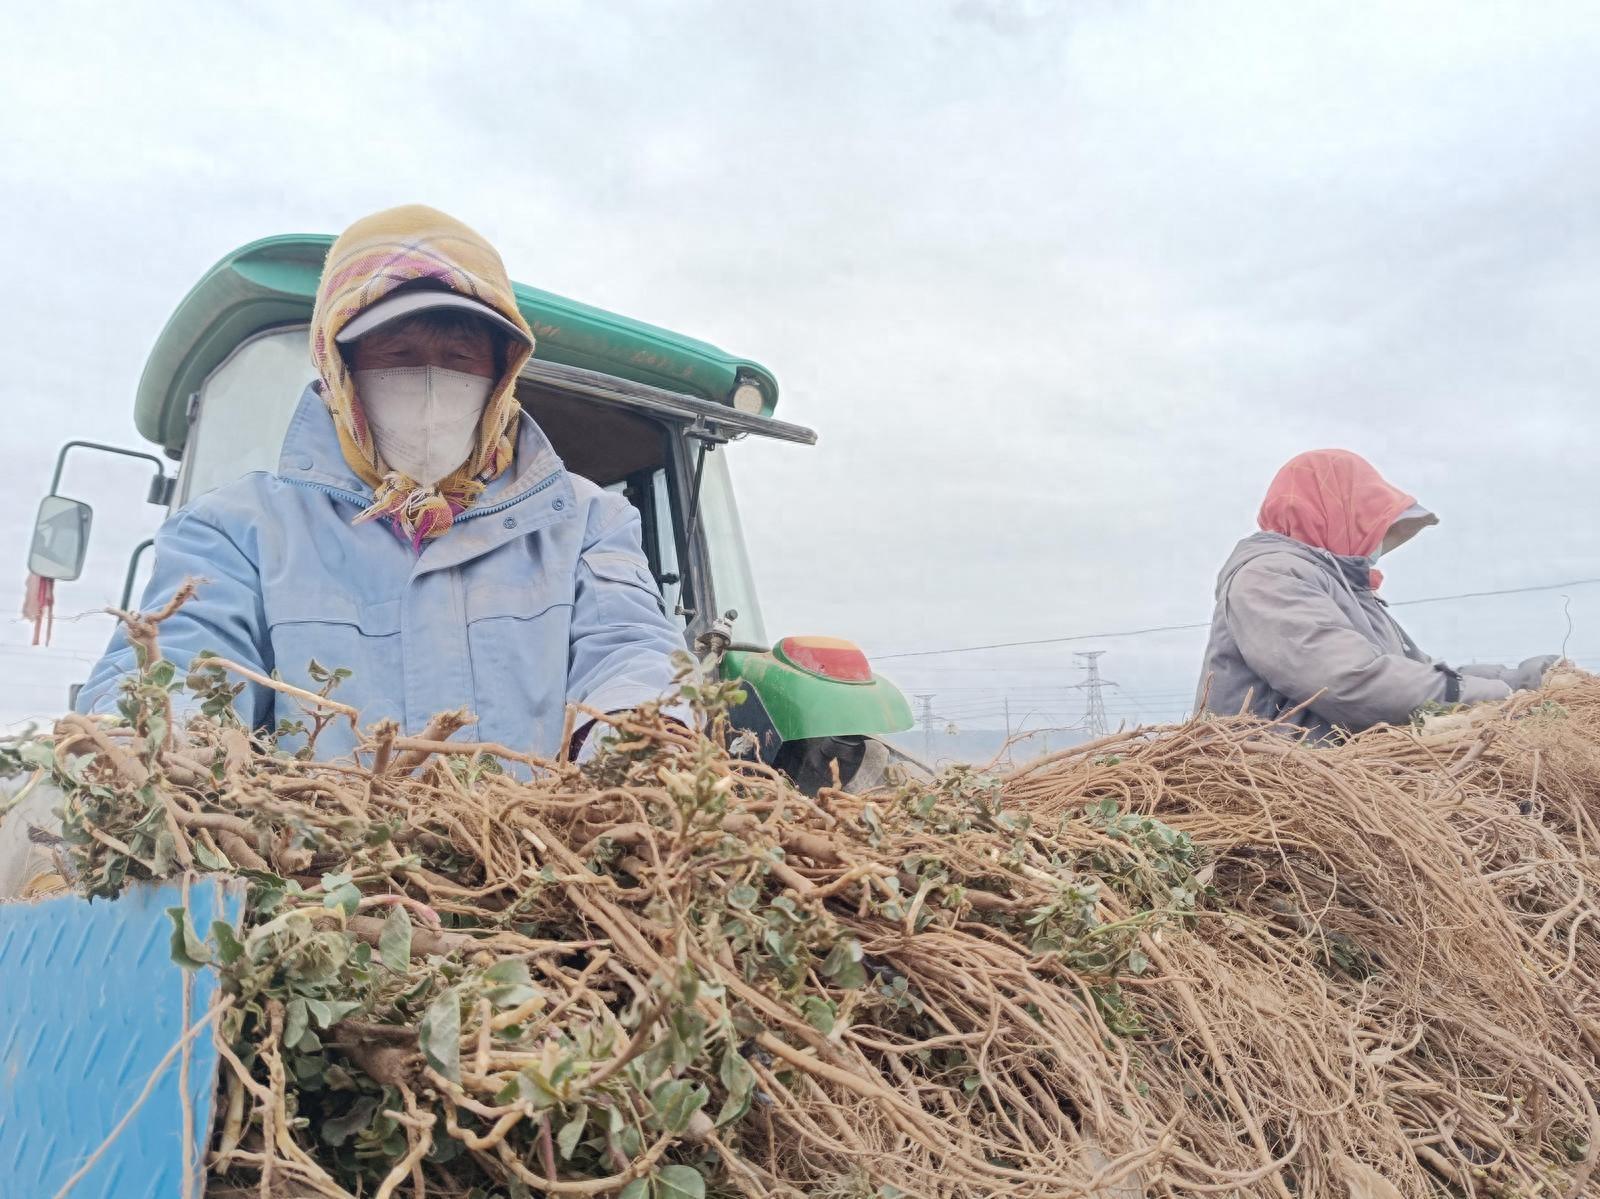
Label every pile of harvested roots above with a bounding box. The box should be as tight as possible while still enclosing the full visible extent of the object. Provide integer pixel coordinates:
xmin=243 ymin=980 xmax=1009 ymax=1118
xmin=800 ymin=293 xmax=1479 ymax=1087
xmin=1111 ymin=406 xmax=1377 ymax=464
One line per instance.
xmin=11 ymin=614 xmax=1600 ymax=1198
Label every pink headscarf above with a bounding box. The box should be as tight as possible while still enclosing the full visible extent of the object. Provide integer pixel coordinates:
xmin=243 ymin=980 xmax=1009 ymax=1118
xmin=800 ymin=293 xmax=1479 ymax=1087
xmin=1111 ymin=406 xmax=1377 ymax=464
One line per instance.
xmin=1258 ymin=450 xmax=1417 ymax=588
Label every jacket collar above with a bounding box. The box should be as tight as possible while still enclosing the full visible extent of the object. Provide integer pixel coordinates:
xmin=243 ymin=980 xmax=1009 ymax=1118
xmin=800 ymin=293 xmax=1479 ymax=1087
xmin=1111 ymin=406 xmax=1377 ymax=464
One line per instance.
xmin=275 ymin=384 xmax=567 ymax=516
xmin=1220 ymin=531 xmax=1376 ymax=596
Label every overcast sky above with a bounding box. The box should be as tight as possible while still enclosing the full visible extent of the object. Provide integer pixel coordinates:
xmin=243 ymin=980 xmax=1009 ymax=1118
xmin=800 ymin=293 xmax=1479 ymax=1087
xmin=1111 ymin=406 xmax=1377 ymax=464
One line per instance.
xmin=3 ymin=0 xmax=1598 ymax=736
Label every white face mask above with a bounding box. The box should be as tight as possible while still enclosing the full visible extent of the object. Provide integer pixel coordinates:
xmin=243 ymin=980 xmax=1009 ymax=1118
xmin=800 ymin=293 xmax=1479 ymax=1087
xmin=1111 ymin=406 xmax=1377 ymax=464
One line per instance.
xmin=353 ymin=366 xmax=494 ymax=486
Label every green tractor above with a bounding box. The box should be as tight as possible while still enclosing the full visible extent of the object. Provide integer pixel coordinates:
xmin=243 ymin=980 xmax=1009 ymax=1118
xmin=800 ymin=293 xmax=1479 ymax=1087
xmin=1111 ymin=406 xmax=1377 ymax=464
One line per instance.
xmin=25 ymin=235 xmax=918 ymax=792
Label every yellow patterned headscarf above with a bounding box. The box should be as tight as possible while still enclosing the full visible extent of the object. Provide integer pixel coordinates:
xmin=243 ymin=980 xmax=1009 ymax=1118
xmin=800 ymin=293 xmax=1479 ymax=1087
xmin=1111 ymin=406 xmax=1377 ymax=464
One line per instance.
xmin=310 ymin=205 xmax=535 ymax=546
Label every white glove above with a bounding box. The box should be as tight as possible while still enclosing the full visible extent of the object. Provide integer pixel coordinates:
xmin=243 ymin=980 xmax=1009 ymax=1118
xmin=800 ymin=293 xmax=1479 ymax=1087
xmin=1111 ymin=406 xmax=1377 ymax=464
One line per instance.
xmin=1459 ymin=675 xmax=1513 ymax=705
xmin=1507 ymin=654 xmax=1561 ymax=692
xmin=573 ymin=722 xmax=604 ymax=765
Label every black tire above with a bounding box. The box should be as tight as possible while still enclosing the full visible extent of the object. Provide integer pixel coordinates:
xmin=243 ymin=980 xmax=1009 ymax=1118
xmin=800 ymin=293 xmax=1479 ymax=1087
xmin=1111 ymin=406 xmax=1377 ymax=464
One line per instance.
xmin=774 ymin=736 xmax=930 ymax=796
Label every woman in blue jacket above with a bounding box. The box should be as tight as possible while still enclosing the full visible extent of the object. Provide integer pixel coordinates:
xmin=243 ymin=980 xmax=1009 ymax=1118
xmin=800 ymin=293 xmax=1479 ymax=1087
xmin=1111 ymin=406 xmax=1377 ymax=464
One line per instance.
xmin=77 ymin=205 xmax=686 ymax=762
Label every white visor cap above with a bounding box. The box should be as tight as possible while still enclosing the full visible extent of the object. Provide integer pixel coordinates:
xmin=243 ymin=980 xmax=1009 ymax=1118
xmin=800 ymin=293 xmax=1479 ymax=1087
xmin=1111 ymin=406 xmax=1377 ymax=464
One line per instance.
xmin=1382 ymin=502 xmax=1439 ymax=554
xmin=335 ymin=289 xmax=532 ymax=346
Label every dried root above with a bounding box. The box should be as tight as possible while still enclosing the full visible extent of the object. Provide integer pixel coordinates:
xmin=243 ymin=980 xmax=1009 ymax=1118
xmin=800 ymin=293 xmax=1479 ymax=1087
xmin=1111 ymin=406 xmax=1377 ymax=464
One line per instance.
xmin=19 ymin=589 xmax=1600 ymax=1198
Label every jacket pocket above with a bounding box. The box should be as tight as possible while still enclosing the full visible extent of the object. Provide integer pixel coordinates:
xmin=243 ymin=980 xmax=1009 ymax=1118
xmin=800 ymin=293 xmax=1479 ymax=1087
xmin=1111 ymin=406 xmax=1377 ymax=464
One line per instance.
xmin=580 ymin=550 xmax=666 ymax=621
xmin=464 ymin=581 xmax=573 ymax=623
xmin=265 ymin=598 xmax=403 ymax=734
xmin=465 ymin=582 xmax=574 ymax=756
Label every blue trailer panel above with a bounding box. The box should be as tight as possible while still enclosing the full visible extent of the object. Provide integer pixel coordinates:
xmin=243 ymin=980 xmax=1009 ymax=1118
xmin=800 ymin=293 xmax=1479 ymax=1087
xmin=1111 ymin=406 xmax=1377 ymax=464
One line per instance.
xmin=0 ymin=877 xmax=244 ymax=1199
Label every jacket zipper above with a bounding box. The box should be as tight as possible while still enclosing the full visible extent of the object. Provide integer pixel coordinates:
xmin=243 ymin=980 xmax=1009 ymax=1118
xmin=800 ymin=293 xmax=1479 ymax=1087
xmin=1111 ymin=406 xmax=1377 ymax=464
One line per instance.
xmin=456 ymin=470 xmax=562 ymax=522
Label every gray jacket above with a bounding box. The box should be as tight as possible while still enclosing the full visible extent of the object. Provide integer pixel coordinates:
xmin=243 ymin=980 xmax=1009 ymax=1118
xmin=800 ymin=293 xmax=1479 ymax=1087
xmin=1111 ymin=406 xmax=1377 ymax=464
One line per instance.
xmin=1196 ymin=533 xmax=1512 ymax=739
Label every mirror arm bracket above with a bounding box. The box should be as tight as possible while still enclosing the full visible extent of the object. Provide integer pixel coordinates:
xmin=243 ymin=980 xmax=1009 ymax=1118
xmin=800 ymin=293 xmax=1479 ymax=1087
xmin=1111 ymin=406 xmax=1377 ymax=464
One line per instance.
xmin=683 ymin=416 xmax=734 ymax=447
xmin=50 ymin=440 xmax=173 ymax=506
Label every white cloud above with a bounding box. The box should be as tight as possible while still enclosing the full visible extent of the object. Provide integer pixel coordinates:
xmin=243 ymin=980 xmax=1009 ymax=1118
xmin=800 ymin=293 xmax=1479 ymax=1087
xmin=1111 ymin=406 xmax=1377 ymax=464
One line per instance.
xmin=3 ymin=0 xmax=1598 ymax=731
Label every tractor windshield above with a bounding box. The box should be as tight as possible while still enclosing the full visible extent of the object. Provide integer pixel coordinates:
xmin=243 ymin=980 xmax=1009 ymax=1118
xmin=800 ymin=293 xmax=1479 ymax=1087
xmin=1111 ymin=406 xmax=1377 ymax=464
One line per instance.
xmin=181 ymin=328 xmax=312 ymax=504
xmin=514 ymin=376 xmax=768 ymax=645
xmin=697 ymin=450 xmax=765 ymax=645
xmin=179 ymin=325 xmax=767 ymax=645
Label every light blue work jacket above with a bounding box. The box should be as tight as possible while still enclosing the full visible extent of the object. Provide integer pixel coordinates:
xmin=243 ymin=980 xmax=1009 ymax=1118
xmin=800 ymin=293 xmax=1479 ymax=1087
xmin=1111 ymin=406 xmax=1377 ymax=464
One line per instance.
xmin=76 ymin=386 xmax=687 ymax=760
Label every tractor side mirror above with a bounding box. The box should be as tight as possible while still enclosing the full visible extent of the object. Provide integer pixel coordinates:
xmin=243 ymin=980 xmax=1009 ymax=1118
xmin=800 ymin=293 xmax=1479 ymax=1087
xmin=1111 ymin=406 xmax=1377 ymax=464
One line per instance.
xmin=28 ymin=495 xmax=93 ymax=581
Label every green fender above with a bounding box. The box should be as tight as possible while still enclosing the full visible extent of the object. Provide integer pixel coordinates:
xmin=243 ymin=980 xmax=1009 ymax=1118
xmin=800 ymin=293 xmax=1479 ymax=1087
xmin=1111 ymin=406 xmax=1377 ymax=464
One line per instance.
xmin=721 ymin=648 xmax=913 ymax=743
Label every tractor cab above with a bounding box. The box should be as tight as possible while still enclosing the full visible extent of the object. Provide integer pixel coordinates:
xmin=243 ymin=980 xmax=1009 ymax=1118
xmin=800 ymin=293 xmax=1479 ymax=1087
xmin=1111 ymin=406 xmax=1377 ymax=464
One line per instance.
xmin=26 ymin=235 xmax=915 ymax=791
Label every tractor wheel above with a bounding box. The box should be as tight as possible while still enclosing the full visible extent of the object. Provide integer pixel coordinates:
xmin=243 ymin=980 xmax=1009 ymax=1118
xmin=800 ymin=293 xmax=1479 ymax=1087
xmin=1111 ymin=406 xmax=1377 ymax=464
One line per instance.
xmin=774 ymin=736 xmax=933 ymax=796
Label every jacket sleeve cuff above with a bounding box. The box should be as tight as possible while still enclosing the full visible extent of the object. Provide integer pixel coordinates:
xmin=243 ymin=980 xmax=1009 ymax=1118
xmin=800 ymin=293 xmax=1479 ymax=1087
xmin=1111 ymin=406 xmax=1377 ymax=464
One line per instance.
xmin=578 ymin=680 xmax=692 ymax=724
xmin=570 ymin=691 xmax=699 ymax=763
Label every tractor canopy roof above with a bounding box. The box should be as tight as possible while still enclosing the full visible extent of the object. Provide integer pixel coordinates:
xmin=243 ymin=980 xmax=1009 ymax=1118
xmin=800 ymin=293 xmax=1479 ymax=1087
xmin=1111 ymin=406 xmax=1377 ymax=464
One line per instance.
xmin=135 ymin=234 xmax=780 ymax=455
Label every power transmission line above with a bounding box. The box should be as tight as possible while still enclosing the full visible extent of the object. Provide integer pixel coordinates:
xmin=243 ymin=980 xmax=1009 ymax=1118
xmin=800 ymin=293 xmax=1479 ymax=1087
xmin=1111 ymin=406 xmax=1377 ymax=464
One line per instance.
xmin=874 ymin=576 xmax=1600 ymax=661
xmin=1390 ymin=579 xmax=1600 ymax=609
xmin=877 ymin=620 xmax=1208 ymax=661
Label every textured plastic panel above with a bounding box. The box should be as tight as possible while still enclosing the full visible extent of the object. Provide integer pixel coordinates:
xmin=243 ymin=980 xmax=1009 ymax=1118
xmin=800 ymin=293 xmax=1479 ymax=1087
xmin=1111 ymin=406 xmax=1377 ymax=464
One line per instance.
xmin=0 ymin=877 xmax=245 ymax=1199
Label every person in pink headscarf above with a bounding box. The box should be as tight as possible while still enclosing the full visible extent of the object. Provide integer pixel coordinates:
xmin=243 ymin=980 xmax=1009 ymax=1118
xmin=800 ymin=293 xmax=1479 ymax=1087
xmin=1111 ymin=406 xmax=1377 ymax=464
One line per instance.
xmin=1196 ymin=449 xmax=1556 ymax=739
